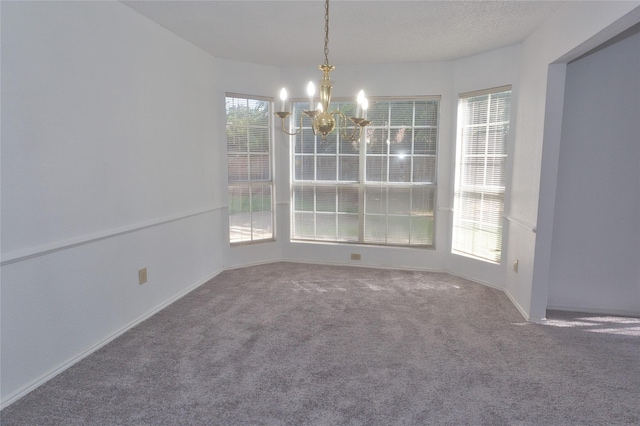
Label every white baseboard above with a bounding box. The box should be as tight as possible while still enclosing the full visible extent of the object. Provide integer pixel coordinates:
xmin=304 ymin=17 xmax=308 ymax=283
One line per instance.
xmin=502 ymin=289 xmax=547 ymax=323
xmin=446 ymin=271 xmax=541 ymax=323
xmin=547 ymin=304 xmax=640 ymax=318
xmin=0 ymin=268 xmax=223 ymax=410
xmin=278 ymin=257 xmax=441 ymax=273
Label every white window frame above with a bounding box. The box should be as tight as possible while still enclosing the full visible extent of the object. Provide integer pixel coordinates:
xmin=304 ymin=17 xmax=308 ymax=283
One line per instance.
xmin=291 ymin=96 xmax=440 ymax=248
xmin=226 ymin=93 xmax=275 ymax=244
xmin=452 ymin=86 xmax=511 ymax=263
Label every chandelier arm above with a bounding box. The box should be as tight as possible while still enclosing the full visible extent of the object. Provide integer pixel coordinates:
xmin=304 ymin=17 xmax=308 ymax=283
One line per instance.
xmin=333 ymin=110 xmax=362 ymax=142
xmin=275 ymin=111 xmax=301 ymax=136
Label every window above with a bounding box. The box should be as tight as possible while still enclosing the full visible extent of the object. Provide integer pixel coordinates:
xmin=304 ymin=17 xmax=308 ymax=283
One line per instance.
xmin=292 ymin=97 xmax=439 ymax=247
xmin=452 ymin=86 xmax=511 ymax=263
xmin=226 ymin=94 xmax=274 ymax=243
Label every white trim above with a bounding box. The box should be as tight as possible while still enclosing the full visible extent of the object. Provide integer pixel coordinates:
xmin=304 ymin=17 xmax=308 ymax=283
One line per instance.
xmin=448 ymin=270 xmax=543 ymax=323
xmin=225 ymin=92 xmax=274 ymax=103
xmin=503 ymin=288 xmax=547 ymax=323
xmin=504 ymin=215 xmax=537 ymax=233
xmin=1 ymin=207 xmax=223 ymax=266
xmin=0 ymin=268 xmax=224 ymax=410
xmin=459 ymin=85 xmax=512 ymax=99
xmin=278 ymin=257 xmax=442 ymax=273
xmin=547 ymin=305 xmax=640 ymax=318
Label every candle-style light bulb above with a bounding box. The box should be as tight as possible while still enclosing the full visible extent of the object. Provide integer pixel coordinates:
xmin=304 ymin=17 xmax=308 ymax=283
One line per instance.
xmin=362 ymin=98 xmax=369 ymax=120
xmin=279 ymin=88 xmax=287 ymax=112
xmin=317 ymin=102 xmax=323 ymax=113
xmin=307 ymin=81 xmax=316 ymax=111
xmin=356 ymin=90 xmax=365 ymax=118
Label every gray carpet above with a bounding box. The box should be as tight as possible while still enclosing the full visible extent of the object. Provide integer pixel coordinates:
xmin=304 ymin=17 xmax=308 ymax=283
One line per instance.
xmin=2 ymin=262 xmax=639 ymax=425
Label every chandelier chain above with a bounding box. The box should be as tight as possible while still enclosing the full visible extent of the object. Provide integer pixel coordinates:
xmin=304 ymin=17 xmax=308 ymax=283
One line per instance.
xmin=324 ymin=0 xmax=330 ymax=66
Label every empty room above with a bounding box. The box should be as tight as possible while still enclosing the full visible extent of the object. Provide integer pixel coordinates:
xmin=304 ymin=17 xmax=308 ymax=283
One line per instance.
xmin=1 ymin=0 xmax=639 ymax=424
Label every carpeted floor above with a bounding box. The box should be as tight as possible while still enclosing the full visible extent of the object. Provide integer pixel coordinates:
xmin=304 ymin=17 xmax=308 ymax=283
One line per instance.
xmin=2 ymin=262 xmax=639 ymax=425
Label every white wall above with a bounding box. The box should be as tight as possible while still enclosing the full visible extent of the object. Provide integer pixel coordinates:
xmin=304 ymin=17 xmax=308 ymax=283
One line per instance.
xmin=1 ymin=1 xmax=223 ymax=406
xmin=546 ymin=29 xmax=640 ymax=315
xmin=508 ymin=2 xmax=640 ymax=320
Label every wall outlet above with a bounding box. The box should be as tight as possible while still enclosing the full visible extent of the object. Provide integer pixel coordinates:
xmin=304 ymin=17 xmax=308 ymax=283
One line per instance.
xmin=351 ymin=253 xmax=361 ymax=261
xmin=138 ymin=268 xmax=148 ymax=285
xmin=513 ymin=259 xmax=519 ymax=273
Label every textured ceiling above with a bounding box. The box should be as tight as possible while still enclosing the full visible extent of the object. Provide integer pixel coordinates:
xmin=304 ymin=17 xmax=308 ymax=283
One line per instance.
xmin=122 ymin=0 xmax=568 ymax=67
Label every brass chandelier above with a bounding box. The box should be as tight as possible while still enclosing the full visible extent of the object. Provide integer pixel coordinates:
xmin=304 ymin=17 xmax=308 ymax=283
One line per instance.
xmin=275 ymin=0 xmax=370 ymax=141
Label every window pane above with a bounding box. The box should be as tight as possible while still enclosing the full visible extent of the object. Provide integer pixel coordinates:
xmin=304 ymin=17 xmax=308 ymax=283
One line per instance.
xmin=294 ymin=155 xmax=314 ymax=181
xmin=246 ymin=99 xmax=269 ymax=126
xmin=388 ymin=188 xmax=410 ymax=215
xmin=316 ymin=187 xmax=336 ymax=212
xmin=367 ymin=101 xmax=389 ymax=124
xmin=227 ymin=128 xmax=247 ymax=152
xmin=411 ymin=187 xmax=435 ymax=216
xmin=296 ymin=129 xmax=316 ymax=154
xmin=249 ymin=154 xmax=270 ymax=181
xmin=293 ymin=186 xmax=315 ymax=211
xmin=339 ymin=156 xmax=359 ymax=181
xmin=389 ymin=156 xmax=411 ymax=182
xmin=389 ymin=128 xmax=411 ymax=154
xmin=390 ymin=101 xmax=413 ymax=126
xmin=365 ymin=127 xmax=389 ymax=154
xmin=291 ymin=98 xmax=438 ymax=247
xmin=338 ymin=187 xmax=359 ymax=213
xmin=414 ymin=128 xmax=437 ymax=154
xmin=229 ymin=186 xmax=251 ymax=243
xmin=228 ymin=154 xmax=248 ymax=182
xmin=411 ymin=216 xmax=433 ymax=245
xmin=413 ymin=156 xmax=436 ymax=183
xmin=415 ymin=101 xmax=439 ymax=126
xmin=365 ymin=187 xmax=385 ymax=214
xmin=486 ymin=156 xmax=507 ymax=188
xmin=228 ymin=184 xmax=273 ymax=243
xmin=387 ymin=216 xmax=410 ymax=245
xmin=488 ymin=124 xmax=509 ymax=155
xmin=364 ymin=215 xmax=386 ymax=244
xmin=366 ymin=156 xmax=387 ymax=182
xmin=338 ymin=214 xmax=359 ymax=242
xmin=466 ymin=97 xmax=488 ymax=125
xmin=316 ymin=213 xmax=337 ymax=240
xmin=490 ymin=92 xmax=511 ymax=122
xmin=251 ymin=185 xmax=273 ymax=239
xmin=317 ymin=157 xmax=337 ymax=180
xmin=463 ymin=127 xmax=487 ymax=156
xmin=340 ymin=138 xmax=360 ymax=154
xmin=294 ymin=212 xmax=315 ymax=239
xmin=318 ymin=132 xmax=337 ymax=154
xmin=249 ymin=128 xmax=270 ymax=153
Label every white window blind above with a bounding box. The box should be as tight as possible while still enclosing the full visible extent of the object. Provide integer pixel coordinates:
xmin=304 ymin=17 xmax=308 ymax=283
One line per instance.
xmin=452 ymin=87 xmax=511 ymax=263
xmin=226 ymin=94 xmax=274 ymax=243
xmin=292 ymin=97 xmax=439 ymax=247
